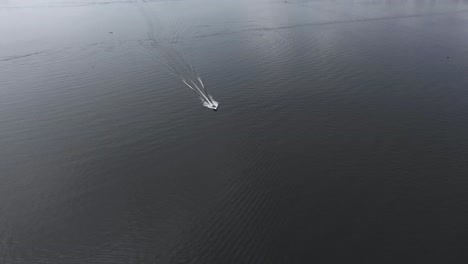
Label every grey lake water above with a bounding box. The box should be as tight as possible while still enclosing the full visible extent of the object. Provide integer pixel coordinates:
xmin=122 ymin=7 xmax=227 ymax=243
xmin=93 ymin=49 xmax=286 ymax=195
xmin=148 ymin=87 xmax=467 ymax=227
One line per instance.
xmin=1 ymin=0 xmax=468 ymax=263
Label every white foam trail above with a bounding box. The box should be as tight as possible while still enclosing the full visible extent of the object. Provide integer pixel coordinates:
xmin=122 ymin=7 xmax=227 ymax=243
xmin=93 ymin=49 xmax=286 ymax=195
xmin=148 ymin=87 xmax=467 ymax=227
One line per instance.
xmin=182 ymin=79 xmax=197 ymax=92
xmin=137 ymin=0 xmax=218 ymax=110
xmin=190 ymin=79 xmax=200 ymax=91
xmin=144 ymin=43 xmax=215 ymax=109
xmin=197 ymin=76 xmax=209 ymax=96
xmin=190 ymin=80 xmax=213 ymax=105
xmin=203 ymin=96 xmax=218 ymax=110
xmin=198 ymin=77 xmax=205 ymax=88
xmin=183 ymin=79 xmax=213 ymax=107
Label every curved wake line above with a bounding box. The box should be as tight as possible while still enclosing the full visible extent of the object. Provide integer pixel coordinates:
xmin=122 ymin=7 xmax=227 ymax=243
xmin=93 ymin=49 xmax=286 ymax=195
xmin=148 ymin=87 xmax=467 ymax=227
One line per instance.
xmin=141 ymin=42 xmax=217 ymax=109
xmin=137 ymin=0 xmax=218 ymax=110
xmin=181 ymin=78 xmax=218 ymax=109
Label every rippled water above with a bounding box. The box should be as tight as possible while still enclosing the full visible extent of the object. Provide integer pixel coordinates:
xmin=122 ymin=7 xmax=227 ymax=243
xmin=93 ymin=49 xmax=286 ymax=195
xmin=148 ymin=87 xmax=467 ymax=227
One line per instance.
xmin=1 ymin=0 xmax=468 ymax=263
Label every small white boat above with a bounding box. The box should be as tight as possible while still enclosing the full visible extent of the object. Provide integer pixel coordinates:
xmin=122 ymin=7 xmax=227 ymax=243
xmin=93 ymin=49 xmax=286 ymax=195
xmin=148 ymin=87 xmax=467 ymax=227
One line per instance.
xmin=205 ymin=101 xmax=218 ymax=111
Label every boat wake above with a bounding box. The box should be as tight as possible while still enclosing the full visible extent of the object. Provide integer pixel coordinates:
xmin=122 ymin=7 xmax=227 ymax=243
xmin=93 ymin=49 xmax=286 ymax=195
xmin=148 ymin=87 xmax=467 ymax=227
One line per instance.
xmin=203 ymin=96 xmax=219 ymax=110
xmin=136 ymin=0 xmax=218 ymax=110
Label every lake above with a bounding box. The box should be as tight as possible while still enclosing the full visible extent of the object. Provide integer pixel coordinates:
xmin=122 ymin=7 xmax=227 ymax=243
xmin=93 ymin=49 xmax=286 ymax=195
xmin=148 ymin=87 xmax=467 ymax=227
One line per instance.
xmin=1 ymin=0 xmax=468 ymax=263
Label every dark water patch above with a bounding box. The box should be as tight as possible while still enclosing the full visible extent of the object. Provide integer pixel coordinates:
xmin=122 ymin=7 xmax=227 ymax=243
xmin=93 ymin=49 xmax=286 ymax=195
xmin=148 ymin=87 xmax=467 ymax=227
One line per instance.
xmin=0 ymin=51 xmax=46 ymax=62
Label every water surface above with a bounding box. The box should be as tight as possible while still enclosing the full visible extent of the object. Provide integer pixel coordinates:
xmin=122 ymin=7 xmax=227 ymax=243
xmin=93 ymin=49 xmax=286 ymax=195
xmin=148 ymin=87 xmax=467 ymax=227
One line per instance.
xmin=1 ymin=0 xmax=468 ymax=263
